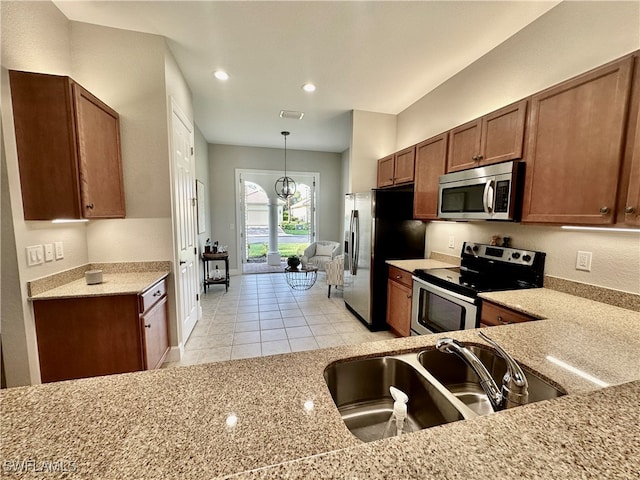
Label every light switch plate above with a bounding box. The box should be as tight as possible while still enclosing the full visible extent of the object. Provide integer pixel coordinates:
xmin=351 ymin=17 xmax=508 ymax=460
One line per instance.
xmin=55 ymin=241 xmax=64 ymax=260
xmin=448 ymin=235 xmax=455 ymax=249
xmin=26 ymin=245 xmax=44 ymax=266
xmin=44 ymin=243 xmax=54 ymax=262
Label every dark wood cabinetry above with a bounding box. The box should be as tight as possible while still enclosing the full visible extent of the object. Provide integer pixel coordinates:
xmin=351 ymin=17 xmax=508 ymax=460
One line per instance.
xmin=376 ymin=146 xmax=416 ymax=188
xmin=447 ymin=100 xmax=527 ymax=173
xmin=413 ymin=133 xmax=447 ymax=220
xmin=34 ymin=277 xmax=169 ymax=383
xmin=522 ymin=56 xmax=634 ymax=225
xmin=386 ymin=266 xmax=412 ymax=337
xmin=480 ymin=300 xmax=537 ymax=328
xmin=9 ymin=70 xmax=125 ymax=220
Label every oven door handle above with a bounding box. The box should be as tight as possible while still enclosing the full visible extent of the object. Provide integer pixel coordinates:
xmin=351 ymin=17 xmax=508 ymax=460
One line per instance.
xmin=483 ymin=179 xmax=495 ymax=215
xmin=412 ymin=276 xmax=478 ymax=305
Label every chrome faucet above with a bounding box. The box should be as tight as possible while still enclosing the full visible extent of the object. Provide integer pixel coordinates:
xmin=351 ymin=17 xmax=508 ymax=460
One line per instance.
xmin=436 ymin=331 xmax=529 ymax=411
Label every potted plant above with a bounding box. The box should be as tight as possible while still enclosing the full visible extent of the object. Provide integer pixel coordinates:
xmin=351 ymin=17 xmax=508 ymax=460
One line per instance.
xmin=287 ymin=255 xmax=301 ymax=270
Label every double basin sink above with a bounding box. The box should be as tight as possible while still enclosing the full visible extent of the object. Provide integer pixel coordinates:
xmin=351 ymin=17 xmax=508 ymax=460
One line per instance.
xmin=324 ymin=344 xmax=565 ymax=442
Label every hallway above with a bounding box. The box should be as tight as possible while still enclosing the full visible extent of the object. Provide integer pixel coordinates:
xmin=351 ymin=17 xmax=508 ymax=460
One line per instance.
xmin=163 ymin=272 xmax=396 ymax=367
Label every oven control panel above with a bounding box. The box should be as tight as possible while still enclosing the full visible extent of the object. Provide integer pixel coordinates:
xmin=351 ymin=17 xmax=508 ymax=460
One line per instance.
xmin=463 ymin=242 xmax=539 ymax=266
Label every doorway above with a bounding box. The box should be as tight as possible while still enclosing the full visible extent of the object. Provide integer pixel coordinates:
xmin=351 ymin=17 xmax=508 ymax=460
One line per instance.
xmin=236 ymin=169 xmax=318 ymax=274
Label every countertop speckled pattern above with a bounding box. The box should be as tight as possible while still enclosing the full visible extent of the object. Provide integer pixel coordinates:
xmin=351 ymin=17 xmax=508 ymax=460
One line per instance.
xmin=2 ymin=292 xmax=639 ymax=478
xmin=29 ymin=272 xmax=169 ymax=300
xmin=386 ymin=259 xmax=457 ymax=272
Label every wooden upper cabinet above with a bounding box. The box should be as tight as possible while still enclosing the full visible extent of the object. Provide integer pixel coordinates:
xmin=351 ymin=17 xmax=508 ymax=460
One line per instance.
xmin=376 ymin=146 xmax=416 ymax=188
xmin=522 ymin=56 xmax=634 ymax=225
xmin=447 ymin=119 xmax=481 ymax=172
xmin=447 ymin=100 xmax=527 ymax=173
xmin=621 ymin=54 xmax=640 ymax=227
xmin=9 ymin=70 xmax=125 ymax=220
xmin=377 ymin=154 xmax=395 ymax=187
xmin=393 ymin=146 xmax=416 ymax=184
xmin=414 ymin=133 xmax=447 ymax=220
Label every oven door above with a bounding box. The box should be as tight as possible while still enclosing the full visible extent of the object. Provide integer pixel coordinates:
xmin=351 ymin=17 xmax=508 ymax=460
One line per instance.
xmin=411 ymin=278 xmax=479 ymax=335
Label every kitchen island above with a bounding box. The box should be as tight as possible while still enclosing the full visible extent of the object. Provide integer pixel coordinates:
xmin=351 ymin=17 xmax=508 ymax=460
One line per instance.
xmin=2 ymin=289 xmax=639 ymax=479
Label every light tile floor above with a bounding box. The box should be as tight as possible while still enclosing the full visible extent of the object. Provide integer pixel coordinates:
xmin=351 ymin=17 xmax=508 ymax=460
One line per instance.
xmin=162 ymin=272 xmax=396 ymax=367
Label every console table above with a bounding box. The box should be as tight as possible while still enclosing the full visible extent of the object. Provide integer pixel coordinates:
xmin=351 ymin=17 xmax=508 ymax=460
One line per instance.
xmin=202 ymin=252 xmax=230 ymax=292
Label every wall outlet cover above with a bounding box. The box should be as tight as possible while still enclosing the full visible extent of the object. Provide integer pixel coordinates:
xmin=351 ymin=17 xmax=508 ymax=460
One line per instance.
xmin=55 ymin=241 xmax=64 ymax=260
xmin=576 ymin=251 xmax=592 ymax=272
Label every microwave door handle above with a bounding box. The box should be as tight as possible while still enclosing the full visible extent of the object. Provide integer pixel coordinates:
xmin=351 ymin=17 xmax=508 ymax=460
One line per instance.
xmin=483 ymin=179 xmax=495 ymax=214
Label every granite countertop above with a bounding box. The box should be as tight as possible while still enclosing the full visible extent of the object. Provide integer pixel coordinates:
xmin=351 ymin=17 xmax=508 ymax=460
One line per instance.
xmin=29 ymin=271 xmax=169 ymax=300
xmin=386 ymin=258 xmax=457 ymax=272
xmin=2 ymin=291 xmax=639 ymax=479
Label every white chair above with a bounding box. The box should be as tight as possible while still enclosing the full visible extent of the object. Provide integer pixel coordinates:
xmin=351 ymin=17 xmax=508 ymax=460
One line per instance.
xmin=303 ymin=241 xmax=340 ymax=271
xmin=325 ymin=254 xmax=344 ymax=298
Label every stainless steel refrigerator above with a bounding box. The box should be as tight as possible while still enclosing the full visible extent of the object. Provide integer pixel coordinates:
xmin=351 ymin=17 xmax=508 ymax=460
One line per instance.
xmin=344 ymin=189 xmax=427 ymax=331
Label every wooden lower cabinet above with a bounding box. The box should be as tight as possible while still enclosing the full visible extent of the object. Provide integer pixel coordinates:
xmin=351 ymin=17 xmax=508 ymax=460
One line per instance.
xmin=34 ymin=278 xmax=169 ymax=383
xmin=386 ymin=266 xmax=413 ymax=337
xmin=480 ymin=300 xmax=537 ymax=328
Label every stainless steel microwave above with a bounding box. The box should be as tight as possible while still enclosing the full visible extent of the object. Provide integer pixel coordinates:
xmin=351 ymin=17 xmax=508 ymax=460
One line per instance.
xmin=437 ymin=161 xmax=524 ymax=221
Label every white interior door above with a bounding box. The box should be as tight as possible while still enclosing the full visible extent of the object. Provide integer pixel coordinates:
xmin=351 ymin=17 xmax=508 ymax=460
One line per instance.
xmin=170 ymin=99 xmax=198 ymax=343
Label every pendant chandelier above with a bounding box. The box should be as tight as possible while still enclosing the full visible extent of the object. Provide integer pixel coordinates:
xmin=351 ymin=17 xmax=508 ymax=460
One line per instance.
xmin=275 ymin=131 xmax=296 ymax=199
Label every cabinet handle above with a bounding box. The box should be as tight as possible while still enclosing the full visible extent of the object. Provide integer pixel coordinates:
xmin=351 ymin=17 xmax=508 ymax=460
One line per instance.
xmin=396 ymin=275 xmax=402 ymax=279
xmin=472 ymin=155 xmax=478 ymax=161
xmin=477 ymin=155 xmax=483 ymax=161
xmin=145 ymin=323 xmax=151 ymax=328
xmin=153 ymin=290 xmax=162 ymax=297
xmin=625 ymin=206 xmax=636 ymax=214
xmin=496 ymin=315 xmax=512 ymax=325
xmin=407 ymin=294 xmax=412 ymax=299
xmin=599 ymin=206 xmax=610 ymax=214
xmin=86 ymin=203 xmax=95 ymax=209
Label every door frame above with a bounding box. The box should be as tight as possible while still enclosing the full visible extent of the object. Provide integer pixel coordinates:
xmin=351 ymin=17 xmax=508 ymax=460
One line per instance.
xmin=235 ymin=169 xmax=319 ymax=270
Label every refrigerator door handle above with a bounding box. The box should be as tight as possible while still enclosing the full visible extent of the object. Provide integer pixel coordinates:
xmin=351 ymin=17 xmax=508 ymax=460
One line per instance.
xmin=352 ymin=210 xmax=359 ymax=275
xmin=349 ymin=210 xmax=355 ymax=275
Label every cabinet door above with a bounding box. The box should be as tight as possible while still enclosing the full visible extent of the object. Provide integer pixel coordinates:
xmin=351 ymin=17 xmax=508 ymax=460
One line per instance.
xmin=480 ymin=301 xmax=537 ymax=327
xmin=386 ymin=279 xmax=412 ymax=337
xmin=393 ymin=146 xmax=416 ymax=184
xmin=447 ymin=119 xmax=481 ymax=172
xmin=73 ymin=84 xmax=126 ymax=218
xmin=9 ymin=71 xmax=82 ymax=220
xmin=414 ymin=133 xmax=447 ymax=220
xmin=377 ymin=155 xmax=395 ymax=187
xmin=141 ymin=296 xmax=170 ymax=369
xmin=480 ymin=100 xmax=527 ymax=166
xmin=623 ymin=58 xmax=640 ymax=226
xmin=34 ymin=295 xmax=143 ymax=383
xmin=522 ymin=57 xmax=633 ymax=224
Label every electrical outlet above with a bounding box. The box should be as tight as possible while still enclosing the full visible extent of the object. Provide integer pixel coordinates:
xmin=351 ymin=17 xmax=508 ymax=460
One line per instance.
xmin=44 ymin=243 xmax=54 ymax=262
xmin=448 ymin=235 xmax=455 ymax=249
xmin=26 ymin=245 xmax=44 ymax=266
xmin=576 ymin=251 xmax=592 ymax=272
xmin=55 ymin=241 xmax=64 ymax=260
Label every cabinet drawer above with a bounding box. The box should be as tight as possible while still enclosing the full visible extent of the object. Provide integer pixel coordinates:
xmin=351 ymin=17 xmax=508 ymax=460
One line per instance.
xmin=388 ymin=266 xmax=413 ymax=288
xmin=480 ymin=301 xmax=537 ymax=326
xmin=140 ymin=278 xmax=167 ymax=313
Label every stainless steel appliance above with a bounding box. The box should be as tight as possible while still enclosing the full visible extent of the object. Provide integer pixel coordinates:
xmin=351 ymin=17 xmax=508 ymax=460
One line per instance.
xmin=344 ymin=189 xmax=426 ymax=331
xmin=411 ymin=242 xmax=545 ymax=335
xmin=438 ymin=161 xmax=524 ymax=221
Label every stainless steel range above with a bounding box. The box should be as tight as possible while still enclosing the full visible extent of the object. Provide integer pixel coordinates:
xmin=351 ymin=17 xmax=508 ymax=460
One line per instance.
xmin=411 ymin=242 xmax=546 ymax=335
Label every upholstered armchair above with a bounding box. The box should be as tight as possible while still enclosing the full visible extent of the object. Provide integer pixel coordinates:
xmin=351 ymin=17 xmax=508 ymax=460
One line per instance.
xmin=325 ymin=254 xmax=344 ymax=298
xmin=303 ymin=241 xmax=340 ymax=271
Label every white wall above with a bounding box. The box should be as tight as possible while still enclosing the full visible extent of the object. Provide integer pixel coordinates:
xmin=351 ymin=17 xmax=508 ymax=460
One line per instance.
xmin=208 ymin=144 xmax=343 ymax=272
xmin=395 ymin=1 xmax=640 ymax=294
xmin=349 ymin=110 xmax=397 ymax=192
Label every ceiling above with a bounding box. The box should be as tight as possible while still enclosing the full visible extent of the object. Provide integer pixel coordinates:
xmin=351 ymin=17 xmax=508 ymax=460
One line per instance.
xmin=52 ymin=1 xmax=560 ymax=153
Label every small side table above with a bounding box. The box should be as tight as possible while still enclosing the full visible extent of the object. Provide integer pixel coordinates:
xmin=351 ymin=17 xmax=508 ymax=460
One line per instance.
xmin=284 ymin=265 xmax=319 ymax=290
xmin=202 ymin=252 xmax=230 ymax=292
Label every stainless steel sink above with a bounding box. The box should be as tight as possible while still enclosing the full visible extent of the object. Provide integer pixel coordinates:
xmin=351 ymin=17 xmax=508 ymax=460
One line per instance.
xmin=324 ymin=357 xmax=464 ymax=442
xmin=418 ymin=345 xmax=566 ymax=416
xmin=324 ymin=345 xmax=566 ymax=442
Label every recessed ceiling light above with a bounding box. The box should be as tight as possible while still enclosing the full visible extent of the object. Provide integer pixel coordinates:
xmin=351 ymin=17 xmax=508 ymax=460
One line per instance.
xmin=214 ymin=70 xmax=229 ymax=81
xmin=302 ymin=83 xmax=316 ymax=93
